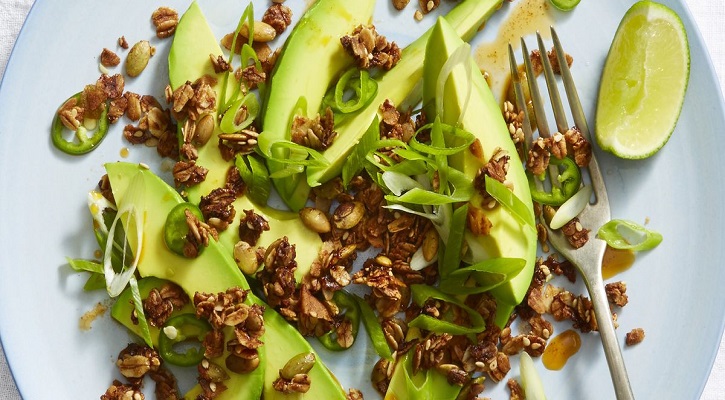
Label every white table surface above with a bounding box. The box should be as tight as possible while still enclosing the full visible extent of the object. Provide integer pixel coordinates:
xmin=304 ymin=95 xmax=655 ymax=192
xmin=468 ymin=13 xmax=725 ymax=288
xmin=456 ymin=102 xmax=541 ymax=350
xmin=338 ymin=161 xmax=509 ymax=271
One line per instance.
xmin=1 ymin=0 xmax=724 ymax=399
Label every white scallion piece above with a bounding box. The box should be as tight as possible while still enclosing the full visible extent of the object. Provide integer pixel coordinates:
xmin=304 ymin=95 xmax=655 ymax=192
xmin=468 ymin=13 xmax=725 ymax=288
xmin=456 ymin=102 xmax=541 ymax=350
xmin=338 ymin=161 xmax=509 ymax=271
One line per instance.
xmin=520 ymin=351 xmax=547 ymax=400
xmin=549 ymin=185 xmax=593 ymax=230
xmin=87 ymin=190 xmax=116 ymax=236
xmin=103 ymin=172 xmax=146 ymax=298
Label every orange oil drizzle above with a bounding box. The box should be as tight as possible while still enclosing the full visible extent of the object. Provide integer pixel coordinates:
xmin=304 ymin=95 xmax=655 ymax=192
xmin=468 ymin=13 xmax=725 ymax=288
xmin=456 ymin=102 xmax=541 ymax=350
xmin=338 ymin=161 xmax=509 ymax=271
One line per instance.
xmin=601 ymin=246 xmax=635 ymax=280
xmin=542 ymin=329 xmax=581 ymax=370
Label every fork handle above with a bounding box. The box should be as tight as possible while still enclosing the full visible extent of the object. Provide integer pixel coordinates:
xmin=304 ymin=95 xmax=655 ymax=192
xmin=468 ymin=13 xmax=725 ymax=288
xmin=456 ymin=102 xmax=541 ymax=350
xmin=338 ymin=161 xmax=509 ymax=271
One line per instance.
xmin=583 ymin=273 xmax=636 ymax=400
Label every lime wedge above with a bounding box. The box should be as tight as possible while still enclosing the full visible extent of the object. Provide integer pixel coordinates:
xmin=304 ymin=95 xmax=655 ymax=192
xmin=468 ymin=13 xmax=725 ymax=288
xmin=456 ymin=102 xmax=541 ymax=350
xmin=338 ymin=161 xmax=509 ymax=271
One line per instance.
xmin=595 ymin=1 xmax=689 ymax=159
xmin=549 ymin=0 xmax=581 ymax=12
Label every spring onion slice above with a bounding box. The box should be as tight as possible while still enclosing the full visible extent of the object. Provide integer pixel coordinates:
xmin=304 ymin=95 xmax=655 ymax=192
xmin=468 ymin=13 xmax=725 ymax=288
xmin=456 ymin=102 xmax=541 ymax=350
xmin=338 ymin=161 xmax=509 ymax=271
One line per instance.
xmin=597 ymin=219 xmax=663 ymax=251
xmin=549 ymin=185 xmax=592 ymax=230
xmin=235 ymin=153 xmax=270 ymax=206
xmin=328 ymin=68 xmax=378 ymax=114
xmin=520 ymin=352 xmax=547 ymax=400
xmin=219 ymin=2 xmax=254 ymax=111
xmin=68 ymin=258 xmax=104 ymax=274
xmin=352 ymin=294 xmax=393 ymax=361
xmin=410 ymin=245 xmax=437 ymax=271
xmin=260 ymin=140 xmax=330 ymax=171
xmin=409 ymin=120 xmax=476 ymax=157
xmin=220 ymin=93 xmax=260 ymax=133
xmin=485 ymin=176 xmax=535 ymax=229
xmin=129 ymin=276 xmax=153 ymax=347
xmin=342 ymin=117 xmax=380 ymax=187
xmin=87 ymin=191 xmax=115 ymax=235
xmin=438 ymin=204 xmax=468 ymax=278
xmin=436 ymin=42 xmax=472 ymax=124
xmin=439 ymin=257 xmax=526 ymax=294
xmin=408 ymin=284 xmax=485 ymax=335
xmin=103 ymin=172 xmax=145 ymax=298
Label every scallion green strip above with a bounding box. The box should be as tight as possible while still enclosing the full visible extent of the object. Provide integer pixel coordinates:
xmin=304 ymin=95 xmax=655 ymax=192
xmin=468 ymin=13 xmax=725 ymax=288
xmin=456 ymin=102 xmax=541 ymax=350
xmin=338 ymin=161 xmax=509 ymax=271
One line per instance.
xmin=342 ymin=117 xmax=379 ymax=187
xmin=439 ymin=257 xmax=526 ymax=295
xmin=408 ymin=284 xmax=485 ymax=335
xmin=328 ymin=68 xmax=378 ymax=114
xmin=235 ymin=154 xmax=271 ymax=206
xmin=68 ymin=258 xmax=104 ymax=274
xmin=439 ymin=204 xmax=468 ymax=278
xmin=129 ymin=276 xmax=153 ymax=348
xmin=353 ymin=294 xmax=393 ymax=361
xmin=219 ymin=3 xmax=254 ymax=112
xmin=220 ymin=93 xmax=260 ymax=133
xmin=408 ymin=119 xmax=476 ymax=157
xmin=597 ymin=219 xmax=663 ymax=251
xmin=485 ymin=175 xmax=535 ymax=228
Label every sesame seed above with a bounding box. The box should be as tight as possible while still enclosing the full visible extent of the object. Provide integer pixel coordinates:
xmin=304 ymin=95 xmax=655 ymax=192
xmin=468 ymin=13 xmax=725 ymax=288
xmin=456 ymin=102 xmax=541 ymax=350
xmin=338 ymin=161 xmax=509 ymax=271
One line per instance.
xmin=522 ymin=337 xmax=531 ymax=347
xmin=427 ymin=1 xmax=434 ymax=11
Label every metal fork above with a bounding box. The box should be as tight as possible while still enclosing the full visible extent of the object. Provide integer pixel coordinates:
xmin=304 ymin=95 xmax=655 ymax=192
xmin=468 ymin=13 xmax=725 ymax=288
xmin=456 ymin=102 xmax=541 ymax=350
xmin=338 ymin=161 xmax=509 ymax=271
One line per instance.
xmin=508 ymin=28 xmax=635 ymax=400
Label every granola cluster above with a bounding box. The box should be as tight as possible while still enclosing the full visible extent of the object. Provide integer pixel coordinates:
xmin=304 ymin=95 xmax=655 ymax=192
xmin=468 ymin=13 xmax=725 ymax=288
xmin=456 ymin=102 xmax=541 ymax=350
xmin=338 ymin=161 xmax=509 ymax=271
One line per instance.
xmin=340 ymin=25 xmax=401 ymax=71
xmin=101 ymin=343 xmax=182 ymax=400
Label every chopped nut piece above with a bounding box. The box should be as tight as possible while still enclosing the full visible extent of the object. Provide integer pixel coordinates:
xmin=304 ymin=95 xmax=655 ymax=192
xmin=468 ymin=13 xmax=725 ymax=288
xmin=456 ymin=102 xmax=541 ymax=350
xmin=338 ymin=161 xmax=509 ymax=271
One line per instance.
xmin=210 ymin=54 xmax=232 ymax=73
xmin=262 ymin=4 xmax=292 ymax=34
xmin=526 ymin=137 xmax=550 ymax=176
xmin=101 ymin=380 xmax=144 ymax=400
xmin=467 ymin=206 xmax=492 ymax=236
xmin=392 ymin=0 xmax=411 ymax=10
xmin=561 ymin=217 xmax=589 ymax=249
xmin=347 ymin=388 xmax=364 ymax=400
xmin=116 ymin=343 xmax=161 ymax=379
xmin=507 ymin=378 xmax=525 ymax=400
xmin=149 ymin=366 xmax=182 ymax=400
xmin=118 ymin=36 xmax=129 ymax=49
xmin=340 ymin=25 xmax=401 ymax=71
xmin=564 ymin=127 xmax=592 ymax=167
xmin=172 ymin=160 xmax=208 ymax=187
xmin=290 ymin=107 xmax=337 ymax=150
xmin=625 ymin=328 xmax=645 ymax=346
xmin=199 ymin=187 xmax=237 ymax=231
xmin=606 ymin=281 xmax=629 ymax=307
xmin=419 ymin=0 xmax=441 ymax=13
xmin=548 ymin=46 xmax=574 ymax=74
xmin=151 ymin=7 xmax=179 ymax=39
xmin=100 ymin=48 xmax=121 ymax=67
xmin=183 ymin=208 xmax=219 ymax=258
xmin=238 ymin=209 xmax=270 ymax=246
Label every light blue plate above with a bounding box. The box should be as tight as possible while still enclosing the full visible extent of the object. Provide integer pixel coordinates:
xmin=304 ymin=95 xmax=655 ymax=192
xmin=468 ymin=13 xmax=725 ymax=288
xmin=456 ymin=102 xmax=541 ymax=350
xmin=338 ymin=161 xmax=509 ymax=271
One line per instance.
xmin=0 ymin=0 xmax=722 ymax=399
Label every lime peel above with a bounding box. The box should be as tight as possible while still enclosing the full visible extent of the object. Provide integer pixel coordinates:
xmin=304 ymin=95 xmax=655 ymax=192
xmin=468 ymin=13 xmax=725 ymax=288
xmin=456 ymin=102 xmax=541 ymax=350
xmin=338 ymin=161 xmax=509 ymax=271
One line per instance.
xmin=595 ymin=1 xmax=690 ymax=159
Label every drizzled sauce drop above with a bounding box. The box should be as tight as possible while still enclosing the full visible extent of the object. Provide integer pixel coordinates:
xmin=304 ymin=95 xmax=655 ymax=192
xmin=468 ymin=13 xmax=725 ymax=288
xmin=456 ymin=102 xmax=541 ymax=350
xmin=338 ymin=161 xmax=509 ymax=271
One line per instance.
xmin=601 ymin=246 xmax=635 ymax=279
xmin=542 ymin=329 xmax=581 ymax=370
xmin=474 ymin=0 xmax=554 ymax=100
xmin=120 ymin=147 xmax=130 ymax=158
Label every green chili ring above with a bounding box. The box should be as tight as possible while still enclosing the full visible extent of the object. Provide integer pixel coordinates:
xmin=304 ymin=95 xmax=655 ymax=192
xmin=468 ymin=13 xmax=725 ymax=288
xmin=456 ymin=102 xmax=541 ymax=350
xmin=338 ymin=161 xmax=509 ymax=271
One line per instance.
xmin=164 ymin=203 xmax=205 ymax=258
xmin=157 ymin=313 xmax=211 ymax=367
xmin=527 ymin=156 xmax=582 ymax=206
xmin=319 ymin=291 xmax=360 ymax=351
xmin=51 ymin=92 xmax=109 ymax=155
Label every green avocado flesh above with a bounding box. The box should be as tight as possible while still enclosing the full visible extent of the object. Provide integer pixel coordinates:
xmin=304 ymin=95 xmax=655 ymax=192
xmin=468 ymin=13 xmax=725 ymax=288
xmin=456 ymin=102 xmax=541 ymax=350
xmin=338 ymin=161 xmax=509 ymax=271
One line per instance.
xmin=105 ymin=162 xmax=345 ymax=399
xmin=259 ymin=0 xmax=377 ymax=211
xmin=168 ymin=1 xmax=322 ymax=283
xmin=305 ymin=0 xmax=504 ymax=188
xmin=422 ymin=19 xmax=536 ymax=325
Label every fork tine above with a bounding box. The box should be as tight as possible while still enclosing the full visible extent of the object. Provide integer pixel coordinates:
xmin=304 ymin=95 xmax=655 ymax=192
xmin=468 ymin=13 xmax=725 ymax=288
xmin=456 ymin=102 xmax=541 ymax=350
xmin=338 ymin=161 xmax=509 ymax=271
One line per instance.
xmin=507 ymin=43 xmax=534 ymax=155
xmin=551 ymin=27 xmax=591 ymax=141
xmin=536 ymin=31 xmax=569 ymax=134
xmin=520 ymin=38 xmax=551 ymax=138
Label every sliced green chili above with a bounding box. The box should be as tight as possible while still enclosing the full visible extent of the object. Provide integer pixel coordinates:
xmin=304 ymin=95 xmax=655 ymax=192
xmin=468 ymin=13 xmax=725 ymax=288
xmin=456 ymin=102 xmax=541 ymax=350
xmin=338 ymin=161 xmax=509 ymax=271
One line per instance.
xmin=324 ymin=67 xmax=378 ymax=114
xmin=51 ymin=93 xmax=109 ymax=155
xmin=527 ymin=157 xmax=581 ymax=206
xmin=163 ymin=203 xmax=205 ymax=258
xmin=319 ymin=291 xmax=360 ymax=351
xmin=158 ymin=313 xmax=211 ymax=367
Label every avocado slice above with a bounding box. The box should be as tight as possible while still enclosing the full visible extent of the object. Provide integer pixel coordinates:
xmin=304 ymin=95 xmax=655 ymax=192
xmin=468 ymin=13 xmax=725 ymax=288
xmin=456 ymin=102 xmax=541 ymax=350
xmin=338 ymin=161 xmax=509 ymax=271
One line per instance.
xmin=168 ymin=1 xmax=322 ymax=283
xmin=422 ymin=18 xmax=536 ymax=326
xmin=105 ymin=162 xmax=346 ymax=399
xmin=258 ymin=0 xmax=377 ymax=211
xmin=305 ymin=0 xmax=504 ymax=187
